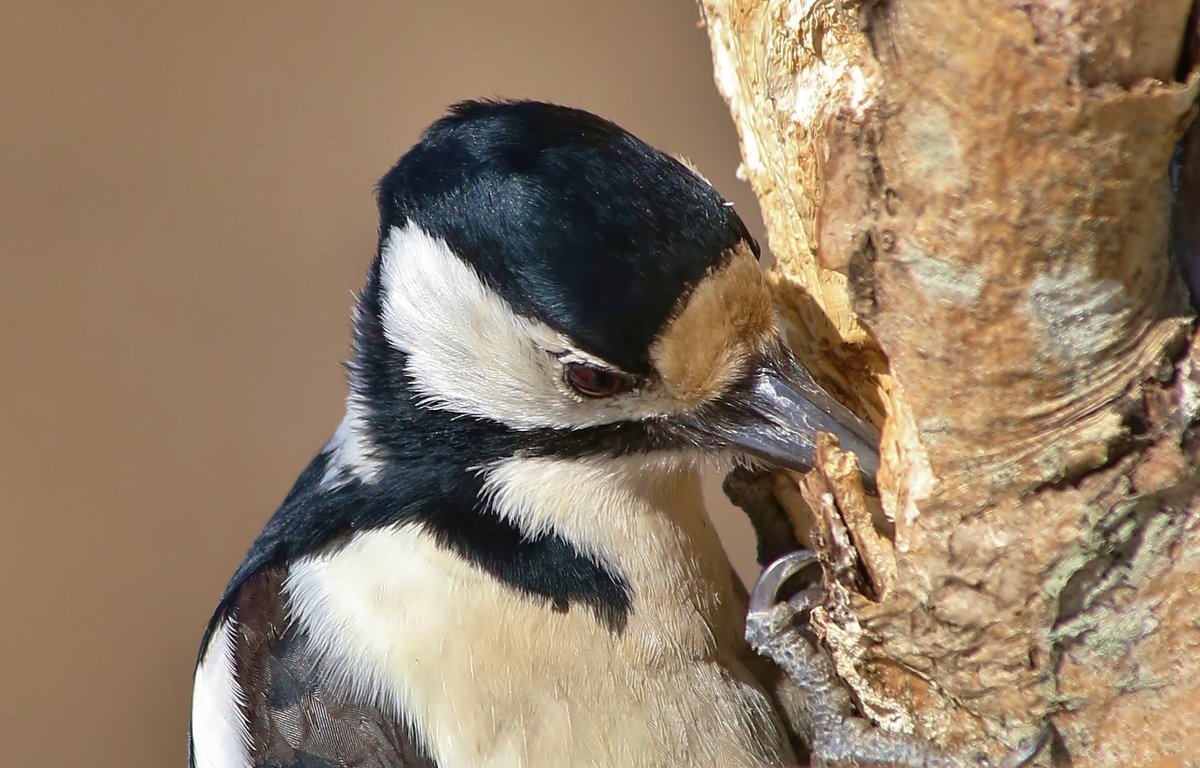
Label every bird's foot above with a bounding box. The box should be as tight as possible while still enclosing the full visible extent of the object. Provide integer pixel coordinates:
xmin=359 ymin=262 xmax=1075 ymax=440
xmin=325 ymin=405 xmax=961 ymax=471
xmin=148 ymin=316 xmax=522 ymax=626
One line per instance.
xmin=747 ymin=550 xmax=1049 ymax=768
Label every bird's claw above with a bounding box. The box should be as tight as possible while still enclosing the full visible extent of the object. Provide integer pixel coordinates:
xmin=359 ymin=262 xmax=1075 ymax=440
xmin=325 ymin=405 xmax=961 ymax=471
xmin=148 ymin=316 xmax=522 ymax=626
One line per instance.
xmin=748 ymin=548 xmax=820 ymax=614
xmin=992 ymin=726 xmax=1051 ymax=768
xmin=747 ymin=550 xmax=1050 ymax=768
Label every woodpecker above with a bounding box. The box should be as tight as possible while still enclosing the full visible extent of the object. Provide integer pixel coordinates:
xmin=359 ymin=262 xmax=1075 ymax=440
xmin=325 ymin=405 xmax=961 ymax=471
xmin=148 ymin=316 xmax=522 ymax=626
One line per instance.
xmin=189 ymin=99 xmax=882 ymax=768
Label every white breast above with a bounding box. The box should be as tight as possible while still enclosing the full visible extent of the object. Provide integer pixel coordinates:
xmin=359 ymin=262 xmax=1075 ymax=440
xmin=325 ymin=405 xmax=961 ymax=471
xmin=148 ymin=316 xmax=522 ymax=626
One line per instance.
xmin=284 ymin=456 xmax=793 ymax=768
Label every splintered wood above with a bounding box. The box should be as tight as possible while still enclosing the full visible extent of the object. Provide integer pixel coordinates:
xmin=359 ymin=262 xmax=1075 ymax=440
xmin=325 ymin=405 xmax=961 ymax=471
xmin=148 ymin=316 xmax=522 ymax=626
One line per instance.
xmin=702 ymin=0 xmax=1200 ymax=763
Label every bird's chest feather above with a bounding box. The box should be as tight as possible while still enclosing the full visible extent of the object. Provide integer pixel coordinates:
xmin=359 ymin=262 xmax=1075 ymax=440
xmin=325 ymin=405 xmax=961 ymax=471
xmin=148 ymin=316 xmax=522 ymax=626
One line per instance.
xmin=283 ymin=461 xmax=792 ymax=767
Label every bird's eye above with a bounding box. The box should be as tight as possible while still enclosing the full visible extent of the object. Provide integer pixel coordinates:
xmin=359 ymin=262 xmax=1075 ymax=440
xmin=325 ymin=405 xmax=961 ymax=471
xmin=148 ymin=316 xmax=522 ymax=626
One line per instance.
xmin=563 ymin=362 xmax=630 ymax=398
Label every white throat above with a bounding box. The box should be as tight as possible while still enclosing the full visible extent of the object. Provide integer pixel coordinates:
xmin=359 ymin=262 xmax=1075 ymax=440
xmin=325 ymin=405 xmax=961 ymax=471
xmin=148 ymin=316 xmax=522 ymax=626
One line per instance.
xmin=481 ymin=452 xmax=744 ymax=646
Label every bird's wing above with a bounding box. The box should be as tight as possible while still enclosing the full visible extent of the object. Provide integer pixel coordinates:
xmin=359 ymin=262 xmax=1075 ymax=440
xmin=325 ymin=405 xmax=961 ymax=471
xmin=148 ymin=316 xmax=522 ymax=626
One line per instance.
xmin=191 ymin=565 xmax=437 ymax=768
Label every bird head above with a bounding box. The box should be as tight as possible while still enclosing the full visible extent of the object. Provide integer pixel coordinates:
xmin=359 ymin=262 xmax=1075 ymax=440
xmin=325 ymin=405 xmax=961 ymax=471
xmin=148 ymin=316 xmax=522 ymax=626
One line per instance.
xmin=345 ymin=100 xmax=878 ymax=488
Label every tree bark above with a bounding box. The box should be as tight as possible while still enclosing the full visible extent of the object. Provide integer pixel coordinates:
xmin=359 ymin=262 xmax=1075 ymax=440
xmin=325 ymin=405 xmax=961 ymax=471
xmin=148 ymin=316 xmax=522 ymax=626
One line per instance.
xmin=700 ymin=0 xmax=1200 ymax=764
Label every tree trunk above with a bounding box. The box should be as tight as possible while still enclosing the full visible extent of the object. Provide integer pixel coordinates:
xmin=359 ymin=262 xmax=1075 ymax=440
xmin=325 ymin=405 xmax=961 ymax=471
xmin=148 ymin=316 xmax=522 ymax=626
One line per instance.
xmin=699 ymin=0 xmax=1200 ymax=764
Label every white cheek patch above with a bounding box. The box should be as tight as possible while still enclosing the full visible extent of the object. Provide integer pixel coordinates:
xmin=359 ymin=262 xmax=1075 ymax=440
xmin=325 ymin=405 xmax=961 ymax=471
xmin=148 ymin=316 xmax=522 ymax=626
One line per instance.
xmin=191 ymin=617 xmax=252 ymax=768
xmin=377 ymin=222 xmax=682 ymax=430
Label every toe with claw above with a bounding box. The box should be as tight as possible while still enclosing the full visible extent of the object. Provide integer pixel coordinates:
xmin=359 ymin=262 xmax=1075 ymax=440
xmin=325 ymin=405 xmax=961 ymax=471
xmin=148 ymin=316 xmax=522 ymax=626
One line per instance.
xmin=748 ymin=550 xmax=1049 ymax=768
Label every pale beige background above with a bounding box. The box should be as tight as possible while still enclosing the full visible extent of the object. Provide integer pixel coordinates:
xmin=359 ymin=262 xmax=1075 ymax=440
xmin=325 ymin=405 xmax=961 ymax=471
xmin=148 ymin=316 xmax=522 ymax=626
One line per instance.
xmin=0 ymin=2 xmax=765 ymax=765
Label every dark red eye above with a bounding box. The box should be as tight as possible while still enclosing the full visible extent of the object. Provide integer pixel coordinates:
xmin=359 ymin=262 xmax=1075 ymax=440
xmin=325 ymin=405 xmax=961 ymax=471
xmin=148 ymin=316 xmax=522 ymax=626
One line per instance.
xmin=564 ymin=363 xmax=630 ymax=398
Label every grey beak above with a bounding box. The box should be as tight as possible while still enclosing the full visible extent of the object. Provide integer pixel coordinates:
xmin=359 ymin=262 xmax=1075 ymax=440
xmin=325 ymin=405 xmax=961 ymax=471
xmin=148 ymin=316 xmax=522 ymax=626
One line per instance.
xmin=679 ymin=350 xmax=880 ymax=492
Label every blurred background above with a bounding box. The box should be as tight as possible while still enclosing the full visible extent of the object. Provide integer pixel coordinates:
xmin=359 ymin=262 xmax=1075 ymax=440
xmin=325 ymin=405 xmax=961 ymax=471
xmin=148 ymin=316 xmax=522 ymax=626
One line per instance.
xmin=0 ymin=2 xmax=765 ymax=765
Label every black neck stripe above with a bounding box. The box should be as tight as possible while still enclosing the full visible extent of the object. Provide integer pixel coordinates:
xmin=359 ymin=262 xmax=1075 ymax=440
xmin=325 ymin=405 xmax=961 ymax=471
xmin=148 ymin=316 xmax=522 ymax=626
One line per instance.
xmin=214 ymin=449 xmax=631 ymax=641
